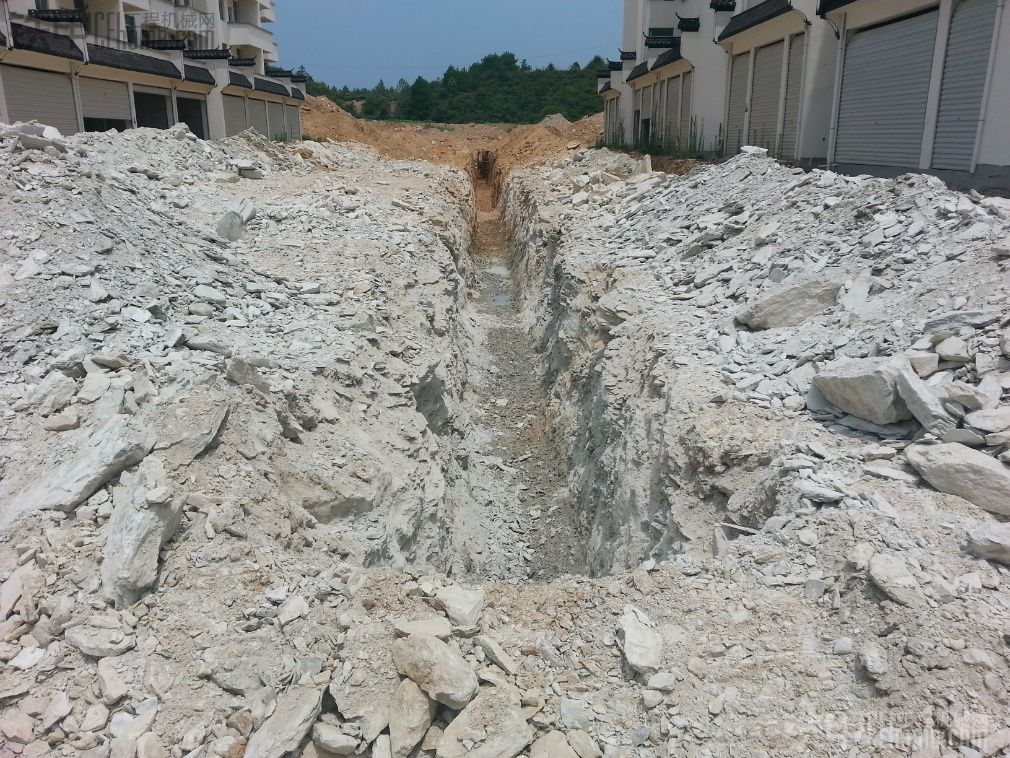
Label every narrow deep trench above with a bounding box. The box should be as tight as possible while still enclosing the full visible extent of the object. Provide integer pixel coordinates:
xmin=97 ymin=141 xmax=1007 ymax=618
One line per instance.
xmin=468 ymin=152 xmax=587 ymax=580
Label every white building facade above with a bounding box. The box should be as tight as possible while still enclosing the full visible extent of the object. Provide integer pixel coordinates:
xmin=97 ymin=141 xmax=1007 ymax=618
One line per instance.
xmin=602 ymin=0 xmax=1010 ymax=187
xmin=0 ymin=0 xmax=304 ymax=141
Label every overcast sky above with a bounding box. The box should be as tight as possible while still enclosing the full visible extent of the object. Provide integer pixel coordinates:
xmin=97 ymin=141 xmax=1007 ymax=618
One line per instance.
xmin=271 ymin=0 xmax=620 ymax=89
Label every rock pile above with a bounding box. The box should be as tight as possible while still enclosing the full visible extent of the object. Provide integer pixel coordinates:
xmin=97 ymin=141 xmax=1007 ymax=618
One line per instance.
xmin=1 ymin=118 xmax=1009 ymax=758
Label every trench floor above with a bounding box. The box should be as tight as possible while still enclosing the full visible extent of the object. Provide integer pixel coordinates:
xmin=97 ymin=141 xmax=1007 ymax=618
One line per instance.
xmin=470 ymin=177 xmax=587 ymax=579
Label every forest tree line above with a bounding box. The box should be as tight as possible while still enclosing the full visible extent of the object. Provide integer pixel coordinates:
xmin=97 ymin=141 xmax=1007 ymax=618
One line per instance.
xmin=296 ymin=52 xmax=607 ymax=124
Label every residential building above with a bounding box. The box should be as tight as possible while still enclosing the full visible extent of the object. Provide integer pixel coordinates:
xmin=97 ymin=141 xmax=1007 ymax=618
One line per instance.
xmin=602 ymin=0 xmax=1009 ymax=187
xmin=0 ymin=0 xmax=304 ymax=141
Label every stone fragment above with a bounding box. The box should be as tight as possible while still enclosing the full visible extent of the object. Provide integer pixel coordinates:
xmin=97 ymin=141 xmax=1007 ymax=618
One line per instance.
xmin=216 ymin=211 xmax=245 ymax=241
xmin=946 ymin=378 xmax=1001 ymax=411
xmin=101 ymin=462 xmax=184 ymax=607
xmin=433 ymin=586 xmax=485 ymax=627
xmin=964 ymin=407 xmax=1010 ymax=433
xmin=98 ymin=657 xmax=129 ymax=703
xmin=474 ymin=635 xmax=517 ymax=675
xmin=812 ymin=356 xmax=913 ymax=425
xmin=895 ymin=365 xmax=957 ymax=435
xmin=65 ymin=625 xmax=136 ymax=657
xmin=906 ymin=350 xmax=939 ymax=377
xmin=244 ymin=686 xmax=322 ymax=758
xmin=616 ymin=605 xmax=664 ymax=675
xmin=40 ymin=692 xmax=72 ymax=731
xmin=312 ymin=724 xmax=357 ymax=755
xmin=435 ymin=687 xmax=534 ymax=758
xmin=736 ymin=268 xmax=850 ymax=329
xmin=389 ymin=679 xmax=436 ymax=758
xmin=858 ymin=643 xmax=889 ymax=680
xmin=567 ymin=730 xmax=603 ymax=758
xmin=9 ymin=415 xmax=154 ymax=521
xmin=530 ymin=731 xmax=580 ymax=758
xmin=967 ymin=521 xmax=1010 ymax=565
xmin=905 ymin=443 xmax=1010 ymax=516
xmin=391 ymin=634 xmax=478 ymax=709
xmin=935 ymin=336 xmax=970 ymax=362
xmin=392 ymin=616 xmax=452 ymax=640
xmin=0 ymin=710 xmax=33 ymax=743
xmin=42 ymin=410 xmax=79 ymax=432
xmin=867 ymin=553 xmax=923 ymax=607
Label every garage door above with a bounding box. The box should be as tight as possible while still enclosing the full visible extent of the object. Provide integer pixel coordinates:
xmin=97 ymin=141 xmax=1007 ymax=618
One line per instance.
xmin=680 ymin=70 xmax=693 ymax=150
xmin=835 ymin=10 xmax=939 ymax=167
xmin=781 ymin=33 xmax=806 ymax=159
xmin=285 ymin=104 xmax=301 ymax=140
xmin=932 ymin=0 xmax=998 ymax=171
xmin=247 ymin=98 xmax=268 ymax=136
xmin=222 ymin=94 xmax=247 ymax=136
xmin=664 ymin=77 xmax=681 ymax=150
xmin=267 ymin=101 xmax=285 ymax=139
xmin=748 ymin=41 xmax=784 ymax=153
xmin=1 ymin=65 xmax=78 ymax=135
xmin=79 ymin=77 xmax=131 ymax=130
xmin=725 ymin=53 xmax=749 ymax=155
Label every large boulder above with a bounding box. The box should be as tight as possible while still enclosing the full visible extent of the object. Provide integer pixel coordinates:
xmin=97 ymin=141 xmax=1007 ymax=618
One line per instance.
xmin=736 ymin=268 xmax=851 ymax=329
xmin=812 ymin=356 xmax=913 ymax=425
xmin=391 ymin=634 xmax=478 ymax=710
xmin=435 ymin=687 xmax=534 ymax=758
xmin=389 ymin=679 xmax=436 ymax=758
xmin=244 ymin=686 xmax=323 ymax=758
xmin=616 ymin=605 xmax=664 ymax=675
xmin=966 ymin=521 xmax=1010 ymax=565
xmin=905 ymin=443 xmax=1010 ymax=516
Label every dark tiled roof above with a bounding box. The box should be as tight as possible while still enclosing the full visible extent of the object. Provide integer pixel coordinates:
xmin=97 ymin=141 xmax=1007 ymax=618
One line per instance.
xmin=651 ymin=41 xmax=685 ymax=72
xmin=817 ymin=0 xmax=855 ymax=13
xmin=711 ymin=0 xmax=737 ymax=10
xmin=254 ymin=77 xmax=289 ymax=96
xmin=626 ymin=60 xmax=651 ymax=83
xmin=678 ymin=16 xmax=701 ymax=32
xmin=87 ymin=44 xmax=181 ymax=78
xmin=600 ymin=81 xmax=613 ymax=94
xmin=718 ymin=0 xmax=792 ymax=41
xmin=229 ymin=71 xmax=252 ymax=89
xmin=290 ymin=89 xmax=305 ymax=100
xmin=184 ymin=64 xmax=215 ymax=85
xmin=10 ymin=23 xmax=84 ymax=60
xmin=184 ymin=49 xmax=230 ymax=59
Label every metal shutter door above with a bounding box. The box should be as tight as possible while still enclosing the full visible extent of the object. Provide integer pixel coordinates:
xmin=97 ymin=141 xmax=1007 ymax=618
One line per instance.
xmin=634 ymin=87 xmax=642 ymax=111
xmin=665 ymin=77 xmax=681 ymax=149
xmin=748 ymin=41 xmax=784 ymax=153
xmin=223 ymin=95 xmax=247 ymax=136
xmin=680 ymin=70 xmax=693 ymax=149
xmin=285 ymin=104 xmax=301 ymax=140
xmin=642 ymin=85 xmax=653 ymax=116
xmin=725 ymin=53 xmax=749 ymax=155
xmin=247 ymin=98 xmax=268 ymax=136
xmin=267 ymin=101 xmax=285 ymax=139
xmin=932 ymin=0 xmax=998 ymax=170
xmin=1 ymin=66 xmax=79 ymax=136
xmin=781 ymin=33 xmax=805 ymax=159
xmin=835 ymin=11 xmax=939 ymax=167
xmin=79 ymin=77 xmax=131 ymax=121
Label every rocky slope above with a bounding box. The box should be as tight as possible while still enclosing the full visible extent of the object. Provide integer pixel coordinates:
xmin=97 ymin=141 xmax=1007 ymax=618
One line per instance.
xmin=0 ymin=120 xmax=1008 ymax=758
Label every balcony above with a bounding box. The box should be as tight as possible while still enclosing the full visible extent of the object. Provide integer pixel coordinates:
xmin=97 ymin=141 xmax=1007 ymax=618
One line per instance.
xmin=226 ymin=21 xmax=273 ymax=53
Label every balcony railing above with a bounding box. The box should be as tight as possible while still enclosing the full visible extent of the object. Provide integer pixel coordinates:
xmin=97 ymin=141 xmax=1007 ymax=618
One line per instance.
xmin=226 ymin=21 xmax=273 ymax=53
xmin=28 ymin=9 xmax=88 ymax=23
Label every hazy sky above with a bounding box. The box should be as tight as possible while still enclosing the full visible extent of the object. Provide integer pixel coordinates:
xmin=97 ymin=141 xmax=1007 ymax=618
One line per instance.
xmin=271 ymin=0 xmax=620 ymax=89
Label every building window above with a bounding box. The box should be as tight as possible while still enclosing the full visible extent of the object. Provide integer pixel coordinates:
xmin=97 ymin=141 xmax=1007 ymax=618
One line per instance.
xmin=125 ymin=14 xmax=138 ymax=44
xmin=35 ymin=0 xmax=50 ymax=10
xmin=219 ymin=0 xmax=225 ymax=21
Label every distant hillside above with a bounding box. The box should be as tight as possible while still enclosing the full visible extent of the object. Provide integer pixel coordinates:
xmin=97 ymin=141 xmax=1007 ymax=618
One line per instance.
xmin=297 ymin=52 xmax=606 ymax=124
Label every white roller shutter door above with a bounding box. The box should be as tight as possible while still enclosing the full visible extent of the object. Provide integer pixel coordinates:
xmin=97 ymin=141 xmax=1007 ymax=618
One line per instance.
xmin=285 ymin=104 xmax=301 ymax=140
xmin=932 ymin=0 xmax=998 ymax=170
xmin=835 ymin=11 xmax=939 ymax=167
xmin=1 ymin=65 xmax=79 ymax=135
xmin=79 ymin=77 xmax=132 ymax=122
xmin=725 ymin=53 xmax=749 ymax=156
xmin=222 ymin=94 xmax=247 ymax=136
xmin=664 ymin=77 xmax=681 ymax=149
xmin=642 ymin=85 xmax=653 ymax=116
xmin=680 ymin=70 xmax=693 ymax=149
xmin=267 ymin=100 xmax=285 ymax=139
xmin=748 ymin=41 xmax=784 ymax=153
xmin=247 ymin=98 xmax=268 ymax=136
xmin=781 ymin=33 xmax=805 ymax=159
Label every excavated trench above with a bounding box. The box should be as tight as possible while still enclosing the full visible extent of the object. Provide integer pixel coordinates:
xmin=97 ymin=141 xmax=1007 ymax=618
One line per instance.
xmin=460 ymin=151 xmax=588 ymax=579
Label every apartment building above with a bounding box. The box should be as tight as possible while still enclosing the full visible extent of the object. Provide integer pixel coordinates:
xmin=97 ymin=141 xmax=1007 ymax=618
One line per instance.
xmin=602 ymin=0 xmax=1010 ymax=187
xmin=0 ymin=0 xmax=305 ymax=141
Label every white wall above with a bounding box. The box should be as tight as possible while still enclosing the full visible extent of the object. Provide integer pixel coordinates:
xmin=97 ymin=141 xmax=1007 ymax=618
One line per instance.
xmin=976 ymin=1 xmax=1010 ymax=168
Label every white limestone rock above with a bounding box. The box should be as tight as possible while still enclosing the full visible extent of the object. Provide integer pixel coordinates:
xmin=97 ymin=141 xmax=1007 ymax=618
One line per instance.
xmin=737 ymin=268 xmax=851 ymax=330
xmin=389 ymin=679 xmax=436 ymax=758
xmin=616 ymin=605 xmax=664 ymax=675
xmin=391 ymin=634 xmax=479 ymax=709
xmin=435 ymin=687 xmax=534 ymax=758
xmin=244 ymin=686 xmax=323 ymax=758
xmin=434 ymin=585 xmax=486 ymax=627
xmin=905 ymin=443 xmax=1010 ymax=516
xmin=812 ymin=356 xmax=913 ymax=425
xmin=867 ymin=553 xmax=923 ymax=607
xmin=967 ymin=521 xmax=1010 ymax=565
